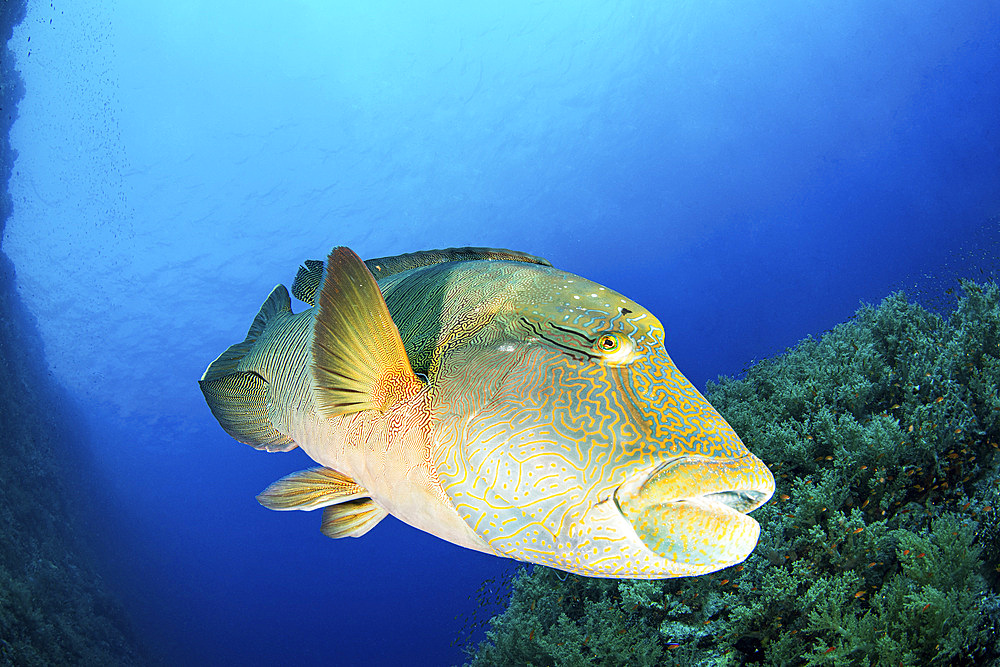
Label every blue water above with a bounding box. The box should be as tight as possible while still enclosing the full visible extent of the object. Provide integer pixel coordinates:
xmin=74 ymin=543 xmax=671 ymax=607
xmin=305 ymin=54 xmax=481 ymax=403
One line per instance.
xmin=4 ymin=1 xmax=999 ymax=665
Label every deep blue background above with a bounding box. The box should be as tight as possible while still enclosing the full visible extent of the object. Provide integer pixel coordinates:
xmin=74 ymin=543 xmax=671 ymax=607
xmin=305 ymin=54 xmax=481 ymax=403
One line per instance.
xmin=4 ymin=1 xmax=1000 ymax=665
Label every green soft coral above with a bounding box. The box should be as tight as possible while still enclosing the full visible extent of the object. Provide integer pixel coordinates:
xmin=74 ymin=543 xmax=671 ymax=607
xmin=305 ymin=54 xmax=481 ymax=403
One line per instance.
xmin=466 ymin=282 xmax=1000 ymax=667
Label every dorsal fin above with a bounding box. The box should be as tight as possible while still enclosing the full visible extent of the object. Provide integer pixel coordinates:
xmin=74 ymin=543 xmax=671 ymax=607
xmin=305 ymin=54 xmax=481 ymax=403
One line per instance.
xmin=291 ymin=247 xmax=552 ymax=306
xmin=364 ymin=246 xmax=552 ymax=280
xmin=311 ymin=247 xmax=425 ymax=417
xmin=291 ymin=259 xmax=325 ymax=306
xmin=256 ymin=467 xmax=369 ymax=511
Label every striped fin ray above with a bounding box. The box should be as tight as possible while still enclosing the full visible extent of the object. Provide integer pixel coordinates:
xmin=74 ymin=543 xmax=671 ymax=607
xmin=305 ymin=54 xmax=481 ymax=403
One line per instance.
xmin=257 ymin=466 xmax=369 ymax=511
xmin=311 ymin=247 xmax=424 ymax=417
xmin=321 ymin=499 xmax=388 ymax=539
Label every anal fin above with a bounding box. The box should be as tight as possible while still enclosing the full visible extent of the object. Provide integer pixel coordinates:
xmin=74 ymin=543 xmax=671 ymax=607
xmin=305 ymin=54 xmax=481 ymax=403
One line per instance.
xmin=321 ymin=499 xmax=388 ymax=539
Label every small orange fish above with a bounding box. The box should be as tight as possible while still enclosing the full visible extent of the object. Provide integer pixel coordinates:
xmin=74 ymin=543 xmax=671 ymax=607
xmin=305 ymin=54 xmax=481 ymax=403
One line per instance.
xmin=903 ymin=549 xmax=910 ymax=555
xmin=854 ymin=591 xmax=866 ymax=598
xmin=852 ymin=527 xmax=864 ymax=534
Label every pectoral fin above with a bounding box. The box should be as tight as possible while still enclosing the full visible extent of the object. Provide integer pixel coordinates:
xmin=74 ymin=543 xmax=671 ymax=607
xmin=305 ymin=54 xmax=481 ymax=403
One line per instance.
xmin=256 ymin=467 xmax=368 ymax=511
xmin=311 ymin=247 xmax=424 ymax=417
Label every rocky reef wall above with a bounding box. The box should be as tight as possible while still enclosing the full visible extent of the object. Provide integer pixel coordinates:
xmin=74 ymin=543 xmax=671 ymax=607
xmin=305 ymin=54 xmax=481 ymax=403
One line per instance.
xmin=0 ymin=4 xmax=144 ymax=664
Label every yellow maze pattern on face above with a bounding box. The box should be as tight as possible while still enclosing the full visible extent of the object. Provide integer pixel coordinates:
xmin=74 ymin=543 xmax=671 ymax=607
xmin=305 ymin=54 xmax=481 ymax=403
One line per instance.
xmin=628 ymin=345 xmax=748 ymax=460
xmin=435 ymin=301 xmax=754 ymax=575
xmin=438 ymin=342 xmax=660 ymax=573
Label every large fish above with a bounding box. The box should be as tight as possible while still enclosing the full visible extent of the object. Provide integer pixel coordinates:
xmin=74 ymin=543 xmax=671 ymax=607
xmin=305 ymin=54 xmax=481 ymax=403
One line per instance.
xmin=200 ymin=246 xmax=774 ymax=578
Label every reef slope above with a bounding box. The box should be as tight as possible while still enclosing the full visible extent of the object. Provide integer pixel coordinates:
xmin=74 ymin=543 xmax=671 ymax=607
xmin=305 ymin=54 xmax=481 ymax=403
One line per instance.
xmin=467 ymin=283 xmax=1000 ymax=667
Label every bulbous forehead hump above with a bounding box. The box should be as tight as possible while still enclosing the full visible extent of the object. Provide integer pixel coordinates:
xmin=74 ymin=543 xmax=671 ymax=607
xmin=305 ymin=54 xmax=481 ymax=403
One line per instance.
xmin=515 ymin=265 xmax=662 ymax=339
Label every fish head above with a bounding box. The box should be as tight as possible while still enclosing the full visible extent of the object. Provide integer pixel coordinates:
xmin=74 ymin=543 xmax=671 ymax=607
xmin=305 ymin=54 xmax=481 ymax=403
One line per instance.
xmin=432 ymin=262 xmax=774 ymax=578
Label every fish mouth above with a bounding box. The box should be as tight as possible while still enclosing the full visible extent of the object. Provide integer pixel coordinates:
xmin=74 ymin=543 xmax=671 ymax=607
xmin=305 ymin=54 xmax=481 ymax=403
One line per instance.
xmin=615 ymin=455 xmax=775 ymax=572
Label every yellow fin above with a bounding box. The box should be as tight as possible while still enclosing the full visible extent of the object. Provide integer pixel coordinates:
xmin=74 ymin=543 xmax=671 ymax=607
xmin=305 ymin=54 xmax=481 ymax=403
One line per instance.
xmin=321 ymin=499 xmax=388 ymax=539
xmin=256 ymin=467 xmax=368 ymax=511
xmin=312 ymin=247 xmax=424 ymax=417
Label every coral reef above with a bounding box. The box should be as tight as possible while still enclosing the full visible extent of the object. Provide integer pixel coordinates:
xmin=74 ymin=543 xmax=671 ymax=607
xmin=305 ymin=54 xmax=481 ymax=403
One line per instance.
xmin=466 ymin=282 xmax=1000 ymax=666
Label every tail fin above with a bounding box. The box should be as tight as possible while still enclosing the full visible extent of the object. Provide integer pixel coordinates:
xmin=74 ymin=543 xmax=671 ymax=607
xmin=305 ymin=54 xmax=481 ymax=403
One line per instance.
xmin=199 ymin=285 xmax=297 ymax=452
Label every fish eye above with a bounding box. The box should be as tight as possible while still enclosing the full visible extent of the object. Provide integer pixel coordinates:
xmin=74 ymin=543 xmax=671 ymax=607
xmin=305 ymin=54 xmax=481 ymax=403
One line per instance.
xmin=598 ymin=334 xmax=620 ymax=352
xmin=593 ymin=332 xmax=633 ymax=364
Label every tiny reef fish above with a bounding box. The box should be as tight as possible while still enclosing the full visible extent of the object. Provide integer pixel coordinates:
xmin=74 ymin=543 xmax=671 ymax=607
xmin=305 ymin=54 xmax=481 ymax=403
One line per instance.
xmin=200 ymin=246 xmax=774 ymax=578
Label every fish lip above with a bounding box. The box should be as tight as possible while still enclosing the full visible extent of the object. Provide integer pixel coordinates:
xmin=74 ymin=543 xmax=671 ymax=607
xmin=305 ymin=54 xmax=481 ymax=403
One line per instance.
xmin=612 ymin=454 xmax=775 ymax=572
xmin=616 ymin=454 xmax=775 ymax=515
